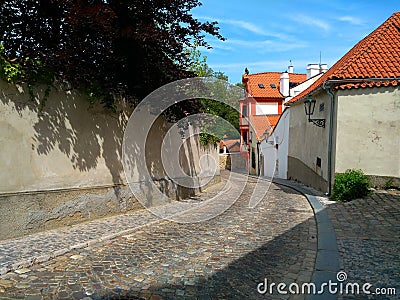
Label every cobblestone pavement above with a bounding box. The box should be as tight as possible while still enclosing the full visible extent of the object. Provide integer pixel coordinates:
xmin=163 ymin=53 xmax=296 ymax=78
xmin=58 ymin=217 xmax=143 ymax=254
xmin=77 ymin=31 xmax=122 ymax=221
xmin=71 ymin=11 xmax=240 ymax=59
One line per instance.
xmin=325 ymin=190 xmax=400 ymax=300
xmin=0 ymin=172 xmax=317 ymax=299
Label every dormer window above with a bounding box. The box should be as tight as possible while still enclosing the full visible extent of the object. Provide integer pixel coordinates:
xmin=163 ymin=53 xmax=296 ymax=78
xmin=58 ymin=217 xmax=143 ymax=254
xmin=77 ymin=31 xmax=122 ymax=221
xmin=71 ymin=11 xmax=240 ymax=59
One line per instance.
xmin=270 ymin=84 xmax=276 ymax=89
xmin=258 ymin=84 xmax=265 ymax=88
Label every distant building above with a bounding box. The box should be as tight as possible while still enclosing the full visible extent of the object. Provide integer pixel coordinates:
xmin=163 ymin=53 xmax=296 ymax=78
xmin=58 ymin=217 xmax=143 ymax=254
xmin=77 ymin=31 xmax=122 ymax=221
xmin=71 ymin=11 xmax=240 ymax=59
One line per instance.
xmin=240 ymin=65 xmax=307 ymax=175
xmin=260 ymin=71 xmax=326 ymax=179
xmin=219 ymin=139 xmax=240 ymax=154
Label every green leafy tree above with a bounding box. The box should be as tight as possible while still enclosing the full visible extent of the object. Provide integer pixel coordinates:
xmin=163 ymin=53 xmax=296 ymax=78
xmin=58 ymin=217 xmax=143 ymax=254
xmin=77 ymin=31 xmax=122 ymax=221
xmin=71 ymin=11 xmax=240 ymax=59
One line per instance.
xmin=0 ymin=0 xmax=224 ymax=109
xmin=186 ymin=46 xmax=240 ymax=144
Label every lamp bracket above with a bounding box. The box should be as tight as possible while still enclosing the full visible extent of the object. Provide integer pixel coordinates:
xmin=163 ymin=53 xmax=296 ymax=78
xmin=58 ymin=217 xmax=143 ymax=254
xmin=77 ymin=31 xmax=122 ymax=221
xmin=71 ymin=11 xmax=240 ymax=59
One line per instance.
xmin=309 ymin=118 xmax=326 ymax=128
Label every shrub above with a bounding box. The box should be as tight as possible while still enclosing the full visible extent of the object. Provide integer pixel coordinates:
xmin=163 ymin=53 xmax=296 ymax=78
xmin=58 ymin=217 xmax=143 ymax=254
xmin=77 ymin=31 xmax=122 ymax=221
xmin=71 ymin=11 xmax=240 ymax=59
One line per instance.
xmin=384 ymin=178 xmax=393 ymax=190
xmin=331 ymin=169 xmax=370 ymax=202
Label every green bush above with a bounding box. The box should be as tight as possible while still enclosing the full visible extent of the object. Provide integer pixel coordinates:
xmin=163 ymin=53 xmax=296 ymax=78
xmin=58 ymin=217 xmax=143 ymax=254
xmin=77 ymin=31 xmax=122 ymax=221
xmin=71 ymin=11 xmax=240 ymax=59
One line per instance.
xmin=331 ymin=169 xmax=370 ymax=202
xmin=384 ymin=178 xmax=393 ymax=190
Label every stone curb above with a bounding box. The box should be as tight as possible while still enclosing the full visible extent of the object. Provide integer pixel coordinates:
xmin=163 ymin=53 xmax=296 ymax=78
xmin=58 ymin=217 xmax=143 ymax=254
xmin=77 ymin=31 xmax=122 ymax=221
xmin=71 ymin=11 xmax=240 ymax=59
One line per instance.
xmin=270 ymin=178 xmax=340 ymax=300
xmin=0 ymin=179 xmax=232 ymax=276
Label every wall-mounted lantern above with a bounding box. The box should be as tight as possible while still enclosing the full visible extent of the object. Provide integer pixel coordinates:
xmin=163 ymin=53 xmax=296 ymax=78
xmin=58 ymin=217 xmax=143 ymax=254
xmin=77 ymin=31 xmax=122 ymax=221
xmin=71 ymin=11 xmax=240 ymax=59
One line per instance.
xmin=304 ymin=96 xmax=326 ymax=128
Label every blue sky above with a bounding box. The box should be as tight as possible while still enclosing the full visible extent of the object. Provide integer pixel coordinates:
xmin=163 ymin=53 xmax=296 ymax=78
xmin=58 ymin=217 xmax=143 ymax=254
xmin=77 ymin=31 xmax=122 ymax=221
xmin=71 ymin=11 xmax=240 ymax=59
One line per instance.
xmin=191 ymin=0 xmax=400 ymax=83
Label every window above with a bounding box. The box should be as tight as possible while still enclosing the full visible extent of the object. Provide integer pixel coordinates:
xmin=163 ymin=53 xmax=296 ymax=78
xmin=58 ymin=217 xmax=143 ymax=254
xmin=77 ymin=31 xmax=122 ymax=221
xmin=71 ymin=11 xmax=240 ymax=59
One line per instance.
xmin=242 ymin=104 xmax=248 ymax=117
xmin=242 ymin=132 xmax=248 ymax=144
xmin=270 ymin=84 xmax=276 ymax=89
xmin=319 ymin=103 xmax=325 ymax=112
xmin=258 ymin=83 xmax=265 ymax=88
xmin=316 ymin=157 xmax=322 ymax=168
xmin=251 ymin=148 xmax=256 ymax=169
xmin=256 ymin=102 xmax=278 ymax=115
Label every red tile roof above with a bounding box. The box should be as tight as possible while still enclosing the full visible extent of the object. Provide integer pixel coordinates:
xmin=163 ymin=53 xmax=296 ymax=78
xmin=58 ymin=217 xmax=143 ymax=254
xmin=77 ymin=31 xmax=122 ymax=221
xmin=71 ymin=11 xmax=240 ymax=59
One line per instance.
xmin=220 ymin=139 xmax=240 ymax=152
xmin=249 ymin=115 xmax=280 ymax=140
xmin=288 ymin=12 xmax=400 ymax=104
xmin=242 ymin=72 xmax=307 ymax=98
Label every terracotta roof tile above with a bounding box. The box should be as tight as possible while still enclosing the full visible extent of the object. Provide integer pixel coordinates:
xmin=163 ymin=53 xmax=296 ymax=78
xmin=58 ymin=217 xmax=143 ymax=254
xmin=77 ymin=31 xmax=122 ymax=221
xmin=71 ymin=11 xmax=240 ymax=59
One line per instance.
xmin=243 ymin=72 xmax=307 ymax=98
xmin=220 ymin=139 xmax=240 ymax=152
xmin=288 ymin=12 xmax=400 ymax=104
xmin=266 ymin=115 xmax=280 ymax=127
xmin=220 ymin=139 xmax=239 ymax=148
xmin=249 ymin=115 xmax=280 ymax=140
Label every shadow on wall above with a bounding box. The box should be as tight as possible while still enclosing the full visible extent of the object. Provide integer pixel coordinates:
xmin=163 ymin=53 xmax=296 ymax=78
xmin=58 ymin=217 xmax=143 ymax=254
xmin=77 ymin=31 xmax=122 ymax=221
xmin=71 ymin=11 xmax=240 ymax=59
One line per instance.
xmin=0 ymin=81 xmax=131 ymax=191
xmin=0 ymin=81 xmax=217 ymax=195
xmin=0 ymin=81 xmax=221 ymax=239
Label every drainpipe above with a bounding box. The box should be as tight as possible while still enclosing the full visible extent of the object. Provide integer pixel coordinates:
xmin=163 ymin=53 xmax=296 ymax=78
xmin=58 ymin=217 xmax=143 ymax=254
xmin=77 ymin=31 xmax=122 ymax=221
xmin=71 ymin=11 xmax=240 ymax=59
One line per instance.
xmin=257 ymin=141 xmax=261 ymax=176
xmin=323 ymin=82 xmax=334 ymax=196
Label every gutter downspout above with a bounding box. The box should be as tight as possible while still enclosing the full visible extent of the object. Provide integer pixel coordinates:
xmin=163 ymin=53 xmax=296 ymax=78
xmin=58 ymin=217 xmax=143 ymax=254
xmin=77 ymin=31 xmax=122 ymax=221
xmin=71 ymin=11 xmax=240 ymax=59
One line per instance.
xmin=323 ymin=82 xmax=335 ymax=196
xmin=257 ymin=141 xmax=261 ymax=176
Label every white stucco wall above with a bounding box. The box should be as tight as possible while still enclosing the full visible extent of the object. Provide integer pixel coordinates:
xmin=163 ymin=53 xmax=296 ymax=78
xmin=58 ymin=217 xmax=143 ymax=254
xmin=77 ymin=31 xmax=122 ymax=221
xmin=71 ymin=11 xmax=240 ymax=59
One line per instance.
xmin=0 ymin=81 xmax=131 ymax=193
xmin=285 ymin=73 xmax=324 ymax=102
xmin=0 ymin=81 xmax=219 ymax=194
xmin=256 ymin=102 xmax=278 ymax=115
xmin=260 ymin=109 xmax=289 ymax=179
xmin=335 ymin=86 xmax=400 ymax=177
xmin=288 ymin=91 xmax=332 ymax=187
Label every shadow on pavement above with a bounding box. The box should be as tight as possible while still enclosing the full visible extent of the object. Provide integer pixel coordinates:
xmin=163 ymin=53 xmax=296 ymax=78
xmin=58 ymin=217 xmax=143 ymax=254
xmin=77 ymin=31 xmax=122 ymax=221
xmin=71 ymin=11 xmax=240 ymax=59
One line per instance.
xmin=90 ymin=216 xmax=316 ymax=300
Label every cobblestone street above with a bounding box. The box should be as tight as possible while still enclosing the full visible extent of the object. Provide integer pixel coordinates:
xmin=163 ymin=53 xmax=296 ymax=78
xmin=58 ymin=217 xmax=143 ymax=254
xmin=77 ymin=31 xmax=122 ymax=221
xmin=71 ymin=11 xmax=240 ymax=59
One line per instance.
xmin=1 ymin=171 xmax=399 ymax=300
xmin=325 ymin=190 xmax=400 ymax=299
xmin=0 ymin=172 xmax=317 ymax=299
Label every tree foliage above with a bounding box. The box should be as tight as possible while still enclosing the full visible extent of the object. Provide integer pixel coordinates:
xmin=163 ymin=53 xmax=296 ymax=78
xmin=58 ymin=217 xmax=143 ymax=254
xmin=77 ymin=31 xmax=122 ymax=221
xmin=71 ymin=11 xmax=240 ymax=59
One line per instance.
xmin=0 ymin=0 xmax=224 ymax=108
xmin=186 ymin=46 xmax=240 ymax=140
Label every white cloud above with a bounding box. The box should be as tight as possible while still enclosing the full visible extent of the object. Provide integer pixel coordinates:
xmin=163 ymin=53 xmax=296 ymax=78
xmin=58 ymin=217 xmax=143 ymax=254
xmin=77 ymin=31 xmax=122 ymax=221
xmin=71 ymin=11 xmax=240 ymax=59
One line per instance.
xmin=197 ymin=16 xmax=264 ymax=35
xmin=195 ymin=15 xmax=293 ymax=39
xmin=291 ymin=14 xmax=331 ymax=32
xmin=216 ymin=38 xmax=309 ymax=52
xmin=338 ymin=16 xmax=364 ymax=25
xmin=222 ymin=19 xmax=266 ymax=35
xmin=199 ymin=44 xmax=233 ymax=53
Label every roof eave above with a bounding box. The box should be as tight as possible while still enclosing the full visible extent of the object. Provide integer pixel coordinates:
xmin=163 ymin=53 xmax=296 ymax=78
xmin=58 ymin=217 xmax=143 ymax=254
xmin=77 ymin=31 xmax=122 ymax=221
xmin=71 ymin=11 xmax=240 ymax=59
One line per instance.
xmin=286 ymin=83 xmax=325 ymax=106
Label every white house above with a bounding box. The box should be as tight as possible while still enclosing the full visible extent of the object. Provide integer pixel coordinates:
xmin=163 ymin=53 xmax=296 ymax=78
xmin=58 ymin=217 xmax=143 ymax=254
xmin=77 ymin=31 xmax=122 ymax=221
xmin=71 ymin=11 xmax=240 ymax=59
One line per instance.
xmin=286 ymin=12 xmax=400 ymax=192
xmin=259 ymin=71 xmax=325 ymax=179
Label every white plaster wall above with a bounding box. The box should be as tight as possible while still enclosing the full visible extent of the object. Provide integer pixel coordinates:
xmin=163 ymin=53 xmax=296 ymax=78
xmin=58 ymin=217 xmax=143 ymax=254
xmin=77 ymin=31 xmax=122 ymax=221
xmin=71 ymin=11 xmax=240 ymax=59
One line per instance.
xmin=335 ymin=86 xmax=400 ymax=177
xmin=0 ymin=81 xmax=130 ymax=193
xmin=288 ymin=91 xmax=331 ymax=181
xmin=0 ymin=81 xmax=219 ymax=194
xmin=285 ymin=73 xmax=323 ymax=102
xmin=261 ymin=109 xmax=289 ymax=179
xmin=256 ymin=102 xmax=278 ymax=115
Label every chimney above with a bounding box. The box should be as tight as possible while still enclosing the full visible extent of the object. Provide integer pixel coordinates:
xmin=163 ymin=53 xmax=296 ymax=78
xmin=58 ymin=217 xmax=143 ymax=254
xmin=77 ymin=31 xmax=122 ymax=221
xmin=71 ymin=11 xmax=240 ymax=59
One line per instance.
xmin=320 ymin=64 xmax=328 ymax=73
xmin=307 ymin=63 xmax=320 ymax=79
xmin=288 ymin=60 xmax=294 ymax=73
xmin=280 ymin=71 xmax=290 ymax=97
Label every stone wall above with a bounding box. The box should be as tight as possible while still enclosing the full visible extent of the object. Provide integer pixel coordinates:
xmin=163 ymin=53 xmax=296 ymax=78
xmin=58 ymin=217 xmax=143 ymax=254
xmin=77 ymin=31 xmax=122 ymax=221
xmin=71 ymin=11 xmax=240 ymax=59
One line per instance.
xmin=219 ymin=153 xmax=248 ymax=173
xmin=0 ymin=81 xmax=220 ymax=240
xmin=0 ymin=185 xmax=139 ymax=240
xmin=219 ymin=154 xmax=231 ymax=170
xmin=288 ymin=156 xmax=328 ymax=192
